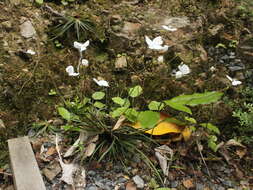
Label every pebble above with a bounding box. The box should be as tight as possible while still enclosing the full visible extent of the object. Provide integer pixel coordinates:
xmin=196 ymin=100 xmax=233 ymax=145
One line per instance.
xmin=86 ymin=185 xmax=98 ymax=190
xmin=133 ymin=175 xmax=144 ymax=189
xmin=20 ymin=20 xmax=36 ymax=38
xmin=170 ymin=181 xmax=178 ymax=188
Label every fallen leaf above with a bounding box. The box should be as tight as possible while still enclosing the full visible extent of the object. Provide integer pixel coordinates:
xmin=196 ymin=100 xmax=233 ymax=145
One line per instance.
xmin=131 ymin=113 xmax=191 ymax=141
xmin=183 ymin=179 xmax=195 ymax=189
xmin=0 ymin=119 xmax=5 ymax=129
xmin=55 ymin=134 xmax=86 ymax=187
xmin=46 ymin=146 xmax=56 ymax=157
xmin=126 ymin=182 xmax=137 ymax=190
xmin=64 ymin=132 xmax=88 ymax=157
xmin=155 ymin=145 xmax=173 ymax=176
xmin=84 ymin=143 xmax=96 ymax=157
xmin=236 ymin=148 xmax=247 ymax=159
xmin=112 ymin=115 xmax=126 ymax=131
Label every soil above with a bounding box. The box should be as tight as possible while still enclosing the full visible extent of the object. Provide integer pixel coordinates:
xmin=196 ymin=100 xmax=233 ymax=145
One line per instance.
xmin=0 ymin=0 xmax=252 ymax=189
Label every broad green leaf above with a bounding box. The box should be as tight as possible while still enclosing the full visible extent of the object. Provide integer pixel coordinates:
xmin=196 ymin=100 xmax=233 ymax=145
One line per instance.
xmin=148 ymin=101 xmax=164 ymax=111
xmin=185 ymin=117 xmax=197 ymax=124
xmin=112 ymin=97 xmax=125 ymax=105
xmin=124 ymin=108 xmax=139 ymax=122
xmin=94 ymin=101 xmax=105 ymax=109
xmin=208 ymin=136 xmax=218 ymax=152
xmin=112 ymin=97 xmax=130 ymax=107
xmin=163 ymin=117 xmax=186 ymax=126
xmin=168 ymin=92 xmax=223 ymax=106
xmin=165 ymin=101 xmax=192 ymax=114
xmin=111 ymin=107 xmax=129 ymax=118
xmin=128 ymin=85 xmax=143 ymax=98
xmin=35 ymin=0 xmax=43 ymax=4
xmin=92 ymin=91 xmax=105 ymax=100
xmin=137 ymin=111 xmax=160 ymax=129
xmin=58 ymin=107 xmax=71 ymax=121
xmin=200 ymin=123 xmax=220 ymax=134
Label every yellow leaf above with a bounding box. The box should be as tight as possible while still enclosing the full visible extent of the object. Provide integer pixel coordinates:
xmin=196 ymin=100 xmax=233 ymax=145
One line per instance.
xmin=130 ymin=113 xmax=191 ymax=141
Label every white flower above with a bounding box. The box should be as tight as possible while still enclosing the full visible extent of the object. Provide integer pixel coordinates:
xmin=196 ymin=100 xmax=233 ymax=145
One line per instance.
xmin=66 ymin=66 xmax=79 ymax=76
xmin=26 ymin=49 xmax=36 ymax=55
xmin=157 ymin=56 xmax=164 ymax=63
xmin=145 ymin=36 xmax=169 ymax=51
xmin=226 ymin=75 xmax=242 ymax=86
xmin=93 ymin=78 xmax=109 ymax=87
xmin=81 ymin=59 xmax=89 ymax=67
xmin=74 ymin=41 xmax=90 ymax=52
xmin=162 ymin=25 xmax=177 ymax=32
xmin=175 ymin=64 xmax=191 ymax=78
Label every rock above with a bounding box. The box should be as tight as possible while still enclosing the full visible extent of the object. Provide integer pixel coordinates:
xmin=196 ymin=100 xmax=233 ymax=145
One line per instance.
xmin=133 ymin=175 xmax=144 ymax=189
xmin=115 ymin=56 xmax=127 ymax=69
xmin=86 ymin=185 xmax=98 ymax=190
xmin=20 ymin=20 xmax=36 ymax=38
xmin=162 ymin=16 xmax=190 ymax=29
xmin=170 ymin=181 xmax=179 ymax=188
xmin=1 ymin=21 xmax=12 ymax=30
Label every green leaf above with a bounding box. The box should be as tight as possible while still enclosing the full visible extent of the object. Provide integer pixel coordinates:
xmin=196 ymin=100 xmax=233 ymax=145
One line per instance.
xmin=163 ymin=117 xmax=186 ymax=126
xmin=35 ymin=0 xmax=43 ymax=4
xmin=57 ymin=107 xmax=71 ymax=121
xmin=124 ymin=108 xmax=139 ymax=122
xmin=148 ymin=101 xmax=164 ymax=111
xmin=128 ymin=85 xmax=143 ymax=98
xmin=208 ymin=136 xmax=218 ymax=152
xmin=111 ymin=107 xmax=129 ymax=118
xmin=155 ymin=188 xmax=172 ymax=190
xmin=112 ymin=97 xmax=130 ymax=107
xmin=200 ymin=123 xmax=220 ymax=134
xmin=167 ymin=92 xmax=223 ymax=106
xmin=92 ymin=91 xmax=105 ymax=100
xmin=48 ymin=89 xmax=57 ymax=96
xmin=165 ymin=101 xmax=192 ymax=114
xmin=94 ymin=101 xmax=105 ymax=109
xmin=62 ymin=125 xmax=80 ymax=132
xmin=185 ymin=117 xmax=197 ymax=124
xmin=138 ymin=111 xmax=160 ymax=129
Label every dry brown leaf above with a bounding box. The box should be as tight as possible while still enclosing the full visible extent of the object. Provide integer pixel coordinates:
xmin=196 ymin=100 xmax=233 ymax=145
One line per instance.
xmin=126 ymin=182 xmax=137 ymax=190
xmin=183 ymin=179 xmax=195 ymax=189
xmin=64 ymin=132 xmax=88 ymax=158
xmin=236 ymin=148 xmax=247 ymax=159
xmin=84 ymin=143 xmax=96 ymax=157
xmin=112 ymin=115 xmax=126 ymax=131
xmin=155 ymin=145 xmax=173 ymax=176
xmin=46 ymin=146 xmax=56 ymax=157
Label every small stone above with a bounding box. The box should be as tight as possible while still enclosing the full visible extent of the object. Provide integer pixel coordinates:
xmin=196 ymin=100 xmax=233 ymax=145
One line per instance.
xmin=2 ymin=21 xmax=12 ymax=30
xmin=133 ymin=175 xmax=144 ymax=189
xmin=86 ymin=185 xmax=98 ymax=190
xmin=87 ymin=170 xmax=96 ymax=176
xmin=20 ymin=20 xmax=36 ymax=38
xmin=115 ymin=56 xmax=127 ymax=69
xmin=170 ymin=181 xmax=179 ymax=188
xmin=196 ymin=183 xmax=205 ymax=190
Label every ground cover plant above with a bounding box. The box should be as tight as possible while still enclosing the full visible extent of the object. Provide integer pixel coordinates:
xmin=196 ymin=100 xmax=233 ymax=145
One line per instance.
xmin=0 ymin=0 xmax=252 ymax=189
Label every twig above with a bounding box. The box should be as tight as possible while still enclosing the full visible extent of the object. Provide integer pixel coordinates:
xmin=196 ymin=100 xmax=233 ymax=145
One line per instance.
xmin=43 ymin=4 xmax=65 ymax=18
xmin=196 ymin=140 xmax=211 ymax=177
